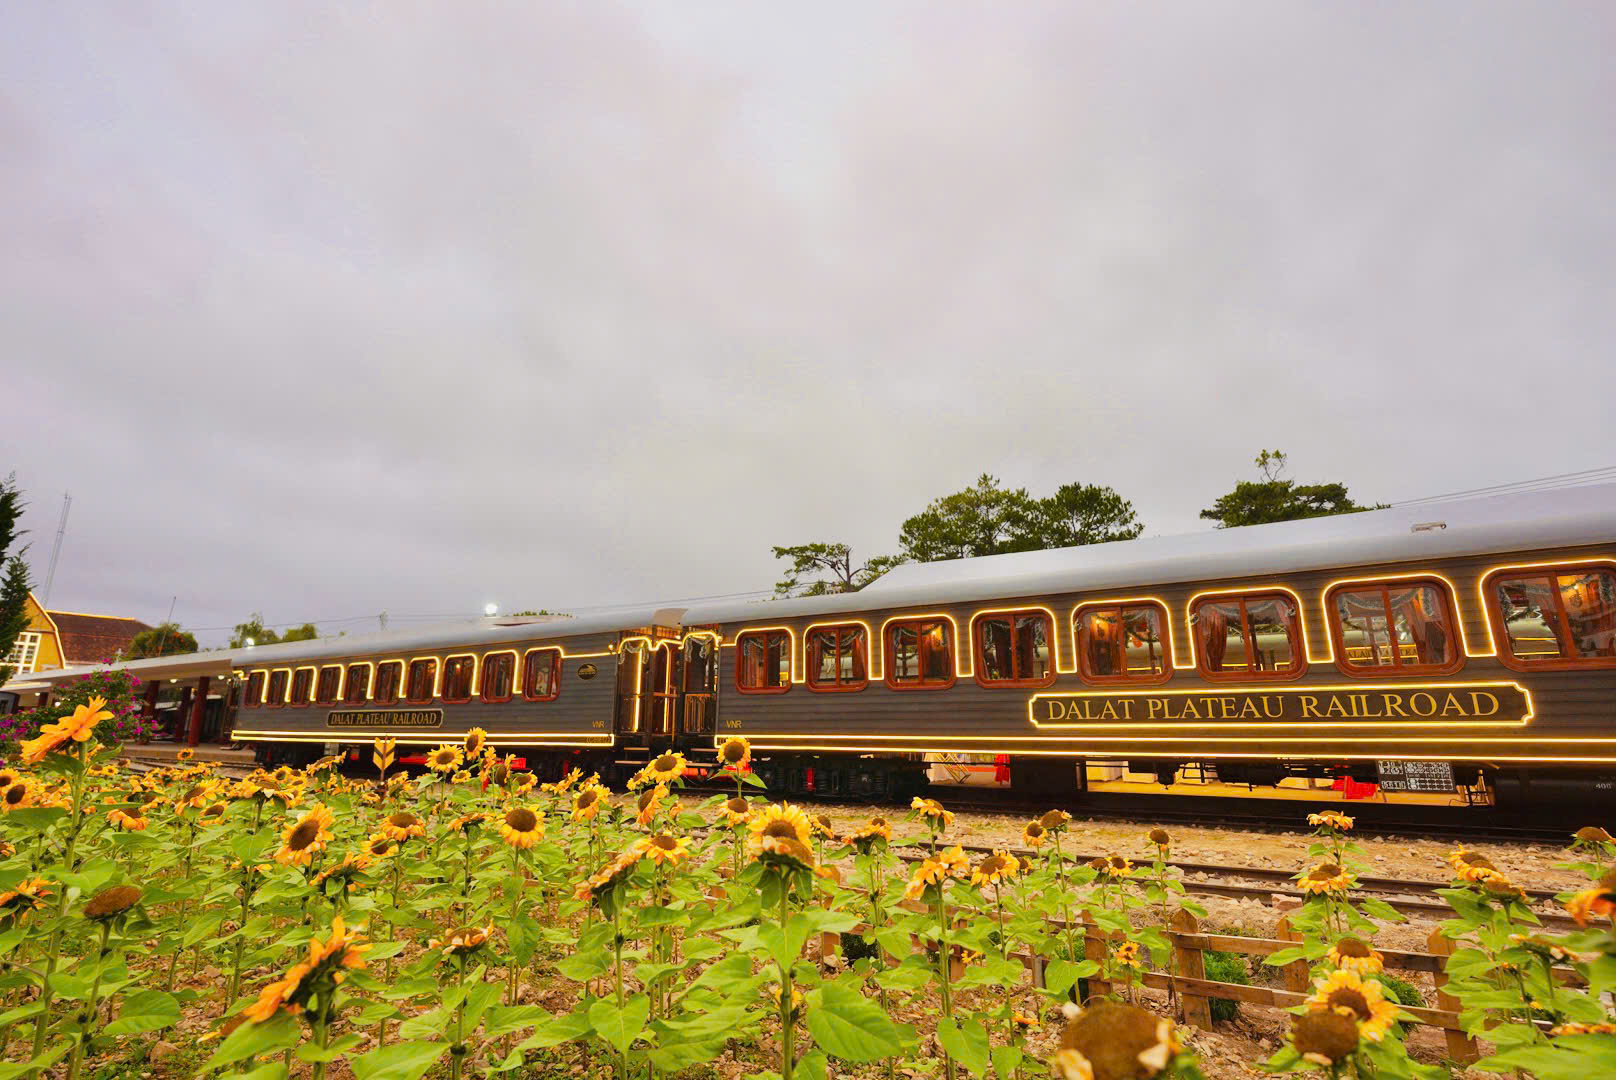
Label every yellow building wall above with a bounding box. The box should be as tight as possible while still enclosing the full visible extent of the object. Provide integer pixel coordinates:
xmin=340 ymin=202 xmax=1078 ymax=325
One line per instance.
xmin=19 ymin=593 xmax=63 ymax=670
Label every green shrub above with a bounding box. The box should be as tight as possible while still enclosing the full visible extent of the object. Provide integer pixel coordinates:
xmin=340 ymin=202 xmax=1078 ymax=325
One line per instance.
xmin=1203 ymin=950 xmax=1250 ymax=1022
xmin=1376 ymin=973 xmax=1425 ymax=1009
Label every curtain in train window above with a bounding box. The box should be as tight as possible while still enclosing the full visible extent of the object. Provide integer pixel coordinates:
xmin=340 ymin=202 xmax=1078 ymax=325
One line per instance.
xmin=266 ymin=670 xmax=288 ymax=705
xmin=683 ymin=638 xmax=715 ymax=693
xmin=523 ymin=650 xmax=560 ymax=700
xmin=289 ymin=668 xmax=314 ymax=706
xmin=314 ymin=666 xmax=342 ymax=705
xmin=1193 ymin=594 xmax=1302 ymax=677
xmin=738 ymin=631 xmax=791 ymax=691
xmin=974 ymin=613 xmax=1052 ymax=684
xmin=807 ymin=625 xmax=868 ymax=689
xmin=481 ymin=653 xmax=514 ymax=702
xmin=405 ymin=659 xmax=437 ymax=703
xmin=373 ymin=662 xmax=402 ymax=705
xmin=1332 ymin=583 xmax=1456 ymax=672
xmin=244 ymin=671 xmax=266 ymax=708
xmin=442 ymin=657 xmax=475 ymax=703
xmin=1078 ymin=605 xmax=1169 ymax=681
xmin=886 ymin=619 xmax=954 ymax=687
xmin=343 ymin=664 xmax=370 ymax=704
xmin=1493 ymin=568 xmax=1616 ymax=665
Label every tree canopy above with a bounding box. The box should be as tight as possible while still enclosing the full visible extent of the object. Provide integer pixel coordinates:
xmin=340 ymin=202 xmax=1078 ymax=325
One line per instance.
xmin=1198 ymin=450 xmax=1383 ymax=529
xmin=229 ymin=614 xmax=279 ymax=649
xmin=771 ymin=543 xmax=905 ymax=597
xmin=0 ymin=474 xmax=31 ymax=684
xmin=126 ymin=622 xmax=199 ymax=659
xmin=896 ymin=474 xmax=1144 ymax=562
xmin=280 ymin=623 xmax=319 ymax=643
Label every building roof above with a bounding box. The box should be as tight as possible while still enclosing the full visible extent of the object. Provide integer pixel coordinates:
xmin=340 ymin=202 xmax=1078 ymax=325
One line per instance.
xmin=45 ymin=610 xmax=152 ymax=665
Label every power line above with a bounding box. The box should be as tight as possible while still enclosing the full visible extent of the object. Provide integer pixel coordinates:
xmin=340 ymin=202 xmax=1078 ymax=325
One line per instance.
xmin=1394 ymin=465 xmax=1616 ymax=506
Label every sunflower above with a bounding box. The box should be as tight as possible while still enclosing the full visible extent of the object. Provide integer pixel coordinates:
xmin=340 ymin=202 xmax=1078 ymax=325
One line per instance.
xmin=19 ymin=698 xmax=111 ymax=764
xmin=1298 ymin=862 xmax=1351 ymax=895
xmin=748 ymin=802 xmax=814 ymax=856
xmin=644 ymin=832 xmax=691 ymax=867
xmin=1021 ymin=820 xmax=1047 ymax=848
xmin=463 ymin=727 xmax=488 ymax=758
xmin=83 ymin=884 xmax=142 ymax=922
xmin=1012 ymin=1012 xmax=1036 ymax=1031
xmin=1055 ymin=998 xmax=1179 ymax=1080
xmin=2 ymin=779 xmax=36 ymax=811
xmin=848 ymin=817 xmax=892 ymax=853
xmin=910 ymin=796 xmax=954 ymax=828
xmin=0 ymin=768 xmax=20 ymax=790
xmin=1147 ymin=827 xmax=1172 ymax=850
xmin=1327 ymin=936 xmax=1384 ymax=974
xmin=376 ymin=811 xmax=426 ymax=844
xmin=719 ymin=736 xmax=751 ymax=771
xmin=770 ymin=982 xmax=805 ymax=1022
xmin=1305 ymin=969 xmax=1400 ymax=1042
xmin=512 ymin=772 xmax=538 ymax=796
xmin=575 ymin=843 xmax=647 ymax=903
xmin=0 ymin=878 xmax=53 ymax=923
xmin=1550 ymin=1021 xmax=1616 ymax=1035
xmin=1096 ymin=855 xmax=1133 ymax=880
xmin=1289 ymin=1009 xmax=1360 ymax=1067
xmin=425 ymin=744 xmax=464 ymax=774
xmin=720 ymin=796 xmax=753 ymax=829
xmin=1039 ymin=809 xmax=1073 ymax=832
xmin=541 ymin=767 xmax=582 ymax=796
xmin=903 ymin=846 xmax=970 ymax=901
xmin=500 ymin=806 xmax=545 ymax=849
xmin=314 ymin=853 xmax=373 ymax=892
xmin=176 ymin=748 xmax=195 ymax=762
xmin=1308 ymin=810 xmax=1354 ymax=832
xmin=363 ymin=836 xmax=400 ymax=861
xmin=240 ymin=915 xmax=369 ymax=1023
xmin=447 ymin=770 xmax=470 ymax=785
xmin=1566 ymin=869 xmax=1616 ymax=926
xmin=636 ymin=785 xmax=667 ymax=828
xmin=1111 ymin=941 xmax=1143 ymax=970
xmin=572 ymin=784 xmax=608 ymax=821
xmin=971 ymin=851 xmax=1020 ymax=888
xmin=428 ymin=924 xmax=494 ymax=958
xmin=1574 ymin=825 xmax=1614 ymax=845
xmin=644 ymin=751 xmax=687 ymax=786
xmin=447 ymin=812 xmax=490 ymax=835
xmin=200 ymin=803 xmax=228 ymax=823
xmin=276 ymin=803 xmax=335 ymax=865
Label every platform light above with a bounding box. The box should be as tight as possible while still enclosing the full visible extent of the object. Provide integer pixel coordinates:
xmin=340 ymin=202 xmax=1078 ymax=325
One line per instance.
xmin=484 ymin=603 xmax=498 ymax=617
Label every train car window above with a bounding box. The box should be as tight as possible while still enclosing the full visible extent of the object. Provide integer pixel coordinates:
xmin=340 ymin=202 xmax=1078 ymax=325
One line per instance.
xmin=373 ymin=661 xmax=402 ymax=706
xmin=1075 ymin=602 xmax=1171 ymax=684
xmin=244 ymin=671 xmax=266 ymax=708
xmin=405 ymin=658 xmax=438 ymax=704
xmin=289 ymin=667 xmax=315 ymax=706
xmin=683 ymin=637 xmax=715 ymax=693
xmin=1191 ymin=592 xmax=1305 ymax=681
xmin=481 ymin=652 xmax=515 ymax=703
xmin=522 ymin=649 xmax=561 ymax=701
xmin=885 ymin=618 xmax=955 ymax=689
xmin=973 ymin=612 xmax=1054 ymax=687
xmin=1328 ymin=580 xmax=1461 ymax=675
xmin=266 ymin=670 xmax=288 ymax=707
xmin=441 ymin=656 xmax=475 ymax=703
xmin=314 ymin=665 xmax=342 ymax=705
xmin=737 ymin=630 xmax=792 ymax=693
xmin=343 ymin=664 xmax=370 ymax=704
xmin=807 ymin=625 xmax=868 ymax=691
xmin=1485 ymin=565 xmax=1616 ymax=671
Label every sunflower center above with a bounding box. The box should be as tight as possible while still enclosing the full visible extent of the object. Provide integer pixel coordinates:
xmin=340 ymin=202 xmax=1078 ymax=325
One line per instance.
xmin=653 ymin=835 xmax=677 ymax=850
xmin=369 ymin=839 xmax=392 ymax=855
xmin=762 ymin=821 xmax=798 ymax=839
xmin=1337 ymin=938 xmax=1372 ymax=958
xmin=1327 ymin=988 xmax=1371 ymax=1019
xmin=722 ymin=742 xmax=745 ymax=763
xmin=288 ymin=820 xmax=320 ymax=850
xmin=578 ymin=791 xmax=598 ymax=808
xmin=639 ymin=791 xmax=658 ymax=810
xmin=1309 ymin=863 xmax=1344 ymax=880
xmin=389 ymin=812 xmax=418 ymax=828
xmin=653 ymin=753 xmax=678 ymax=772
xmin=4 ymin=785 xmax=25 ymax=806
xmin=507 ymin=808 xmax=538 ymax=832
xmin=726 ymin=797 xmax=749 ymax=814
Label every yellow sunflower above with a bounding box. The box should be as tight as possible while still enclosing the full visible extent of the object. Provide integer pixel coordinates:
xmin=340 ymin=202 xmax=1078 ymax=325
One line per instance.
xmin=1308 ymin=810 xmax=1354 ymax=832
xmin=910 ymin=796 xmax=954 ymax=828
xmin=425 ymin=744 xmax=464 ymax=774
xmin=720 ymin=796 xmax=752 ymax=829
xmin=176 ymin=748 xmax=195 ymax=762
xmin=1112 ymin=941 xmax=1143 ymax=970
xmin=275 ymin=803 xmax=335 ymax=866
xmin=1327 ymin=936 xmax=1384 ymax=975
xmin=450 ymin=770 xmax=472 ymax=785
xmin=1095 ymin=854 xmax=1134 ymax=880
xmin=447 ymin=812 xmax=490 ymax=835
xmin=463 ymin=727 xmax=488 ymax=758
xmin=572 ymin=784 xmax=608 ymax=821
xmin=376 ymin=811 xmax=425 ymax=844
xmin=511 ymin=772 xmax=538 ymax=796
xmin=636 ymin=785 xmax=667 ymax=828
xmin=1039 ymin=809 xmax=1073 ymax=832
xmin=719 ymin=736 xmax=751 ymax=771
xmin=1298 ymin=862 xmax=1352 ymax=895
xmin=575 ymin=843 xmax=647 ymax=902
xmin=971 ymin=850 xmax=1020 ymax=888
xmin=0 ymin=878 xmax=53 ymax=924
xmin=1055 ymin=997 xmax=1178 ymax=1080
xmin=848 ymin=816 xmax=892 ymax=853
xmin=19 ymin=698 xmax=111 ymax=763
xmin=1566 ymin=870 xmax=1616 ymax=926
xmin=0 ymin=768 xmax=20 ymax=790
xmin=1147 ymin=827 xmax=1172 ymax=851
xmin=428 ymin=924 xmax=494 ymax=958
xmin=1305 ymin=969 xmax=1400 ymax=1043
xmin=643 ymin=832 xmax=691 ymax=867
xmin=644 ymin=751 xmax=687 ymax=786
xmin=2 ymin=779 xmax=37 ymax=812
xmin=240 ymin=915 xmax=369 ymax=1023
xmin=1289 ymin=1009 xmax=1360 ymax=1067
xmin=748 ymin=802 xmax=814 ymax=857
xmin=313 ymin=853 xmax=373 ymax=892
xmin=1021 ymin=820 xmax=1047 ymax=848
xmin=107 ymin=804 xmax=148 ymax=831
xmin=903 ymin=845 xmax=970 ymax=901
xmin=500 ymin=806 xmax=545 ymax=849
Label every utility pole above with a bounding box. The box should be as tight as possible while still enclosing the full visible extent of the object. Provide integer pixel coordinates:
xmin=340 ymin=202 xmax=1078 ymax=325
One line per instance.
xmin=378 ymin=611 xmax=388 ymax=632
xmin=41 ymin=493 xmax=70 ymax=609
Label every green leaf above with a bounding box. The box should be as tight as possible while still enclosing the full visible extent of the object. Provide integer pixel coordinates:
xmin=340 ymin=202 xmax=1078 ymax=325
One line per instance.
xmin=513 ymin=1008 xmax=592 ymax=1052
xmin=296 ymin=1033 xmax=365 ymax=1063
xmin=938 ymin=1016 xmax=991 ymax=1077
xmin=797 ymin=1049 xmax=829 ymax=1080
xmin=101 ymin=989 xmax=180 ymax=1036
xmin=803 ymin=982 xmax=902 ymax=1062
xmin=588 ymin=993 xmax=650 ymax=1053
xmin=992 ymin=1043 xmax=1025 ymax=1080
xmin=1043 ymin=959 xmax=1096 ymax=998
xmin=484 ymin=1005 xmax=552 ymax=1038
xmin=0 ymin=1042 xmax=70 ymax=1080
xmin=203 ymin=1012 xmax=301 ymax=1070
xmin=349 ymin=1040 xmax=450 ymax=1080
xmin=557 ymin=948 xmax=611 ymax=982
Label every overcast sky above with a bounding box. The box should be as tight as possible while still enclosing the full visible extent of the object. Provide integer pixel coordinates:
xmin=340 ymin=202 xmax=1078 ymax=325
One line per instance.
xmin=3 ymin=2 xmax=1612 ymax=646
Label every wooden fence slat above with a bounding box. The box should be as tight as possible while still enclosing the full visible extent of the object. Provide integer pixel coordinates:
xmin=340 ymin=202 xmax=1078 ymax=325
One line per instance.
xmin=1273 ymin=918 xmax=1313 ymax=995
xmin=1426 ymin=928 xmax=1481 ymax=1064
xmin=1080 ymin=913 xmax=1111 ymax=1001
xmin=1171 ymin=909 xmax=1212 ymax=1030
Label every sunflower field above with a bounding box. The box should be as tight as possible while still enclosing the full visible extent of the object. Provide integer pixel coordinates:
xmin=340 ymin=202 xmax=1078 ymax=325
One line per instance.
xmin=0 ymin=700 xmax=1614 ymax=1080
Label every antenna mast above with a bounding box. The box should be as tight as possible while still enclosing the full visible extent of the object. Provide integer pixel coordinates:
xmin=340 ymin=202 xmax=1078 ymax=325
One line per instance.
xmin=41 ymin=493 xmax=71 ymax=608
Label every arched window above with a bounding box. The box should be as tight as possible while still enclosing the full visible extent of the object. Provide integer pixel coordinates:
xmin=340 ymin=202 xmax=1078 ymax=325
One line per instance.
xmin=1191 ymin=592 xmax=1305 ymax=681
xmin=1327 ymin=579 xmax=1463 ymax=676
xmin=1485 ymin=564 xmax=1616 ymax=671
xmin=441 ymin=656 xmax=476 ymax=703
xmin=373 ymin=661 xmax=402 ymax=706
xmin=973 ymin=611 xmax=1055 ymax=688
xmin=1074 ymin=602 xmax=1172 ymax=684
xmin=481 ymin=652 xmax=515 ymax=703
xmin=885 ymin=618 xmax=955 ymax=690
xmin=807 ymin=625 xmax=868 ymax=691
xmin=736 ymin=630 xmax=791 ymax=693
xmin=405 ymin=658 xmax=437 ymax=704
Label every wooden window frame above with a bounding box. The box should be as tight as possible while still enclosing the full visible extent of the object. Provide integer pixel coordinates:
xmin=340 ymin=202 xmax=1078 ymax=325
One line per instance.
xmin=480 ymin=650 xmax=517 ymax=704
xmin=373 ymin=661 xmax=403 ymax=706
xmin=971 ymin=610 xmax=1057 ymax=689
xmin=342 ymin=663 xmax=372 ymax=705
xmin=735 ymin=629 xmax=793 ymax=695
xmin=288 ymin=666 xmax=316 ymax=708
xmin=1072 ymin=601 xmax=1174 ymax=686
xmin=314 ymin=665 xmax=343 ymax=706
xmin=265 ymin=669 xmax=290 ymax=708
xmin=806 ymin=624 xmax=870 ymax=693
xmin=1190 ymin=591 xmax=1307 ymax=682
xmin=1325 ymin=577 xmax=1466 ymax=678
xmin=521 ymin=648 xmax=562 ymax=702
xmin=883 ymin=618 xmax=956 ymax=691
xmin=244 ymin=671 xmax=266 ymax=709
xmin=1483 ymin=562 xmax=1616 ymax=673
xmin=405 ymin=658 xmax=438 ymax=705
xmin=441 ymin=654 xmax=477 ymax=704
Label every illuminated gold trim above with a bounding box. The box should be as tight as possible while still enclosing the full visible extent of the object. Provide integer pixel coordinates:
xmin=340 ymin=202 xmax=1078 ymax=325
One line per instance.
xmin=1069 ymin=596 xmax=1181 ymax=673
xmin=440 ymin=652 xmax=478 ymax=702
xmin=801 ymin=618 xmax=878 ymax=682
xmin=478 ymin=649 xmax=518 ymax=699
xmin=1185 ymin=584 xmax=1322 ymax=666
xmin=1476 ymin=556 xmax=1616 ymax=660
xmin=1319 ymin=571 xmax=1487 ymax=658
xmin=405 ymin=655 xmax=442 ymax=701
xmin=1026 ymin=680 xmax=1533 ymax=730
xmin=289 ymin=666 xmax=318 ymax=706
xmin=235 ymin=728 xmax=613 ymax=747
xmin=970 ymin=604 xmax=1072 ymax=674
xmin=341 ymin=660 xmax=374 ymax=704
xmin=731 ymin=626 xmax=799 ymax=683
xmin=877 ymin=612 xmax=968 ymax=677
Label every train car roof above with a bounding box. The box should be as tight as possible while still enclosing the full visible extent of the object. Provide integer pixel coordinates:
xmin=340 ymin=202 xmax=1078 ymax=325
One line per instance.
xmin=681 ymin=481 xmax=1616 ymax=622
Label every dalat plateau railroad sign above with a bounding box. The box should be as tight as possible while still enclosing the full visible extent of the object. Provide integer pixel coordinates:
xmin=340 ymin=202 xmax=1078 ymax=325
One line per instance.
xmin=1028 ymin=682 xmax=1531 ymax=728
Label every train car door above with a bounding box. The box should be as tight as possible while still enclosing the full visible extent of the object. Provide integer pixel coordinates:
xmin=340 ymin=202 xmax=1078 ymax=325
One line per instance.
xmin=680 ymin=633 xmax=718 ymax=736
